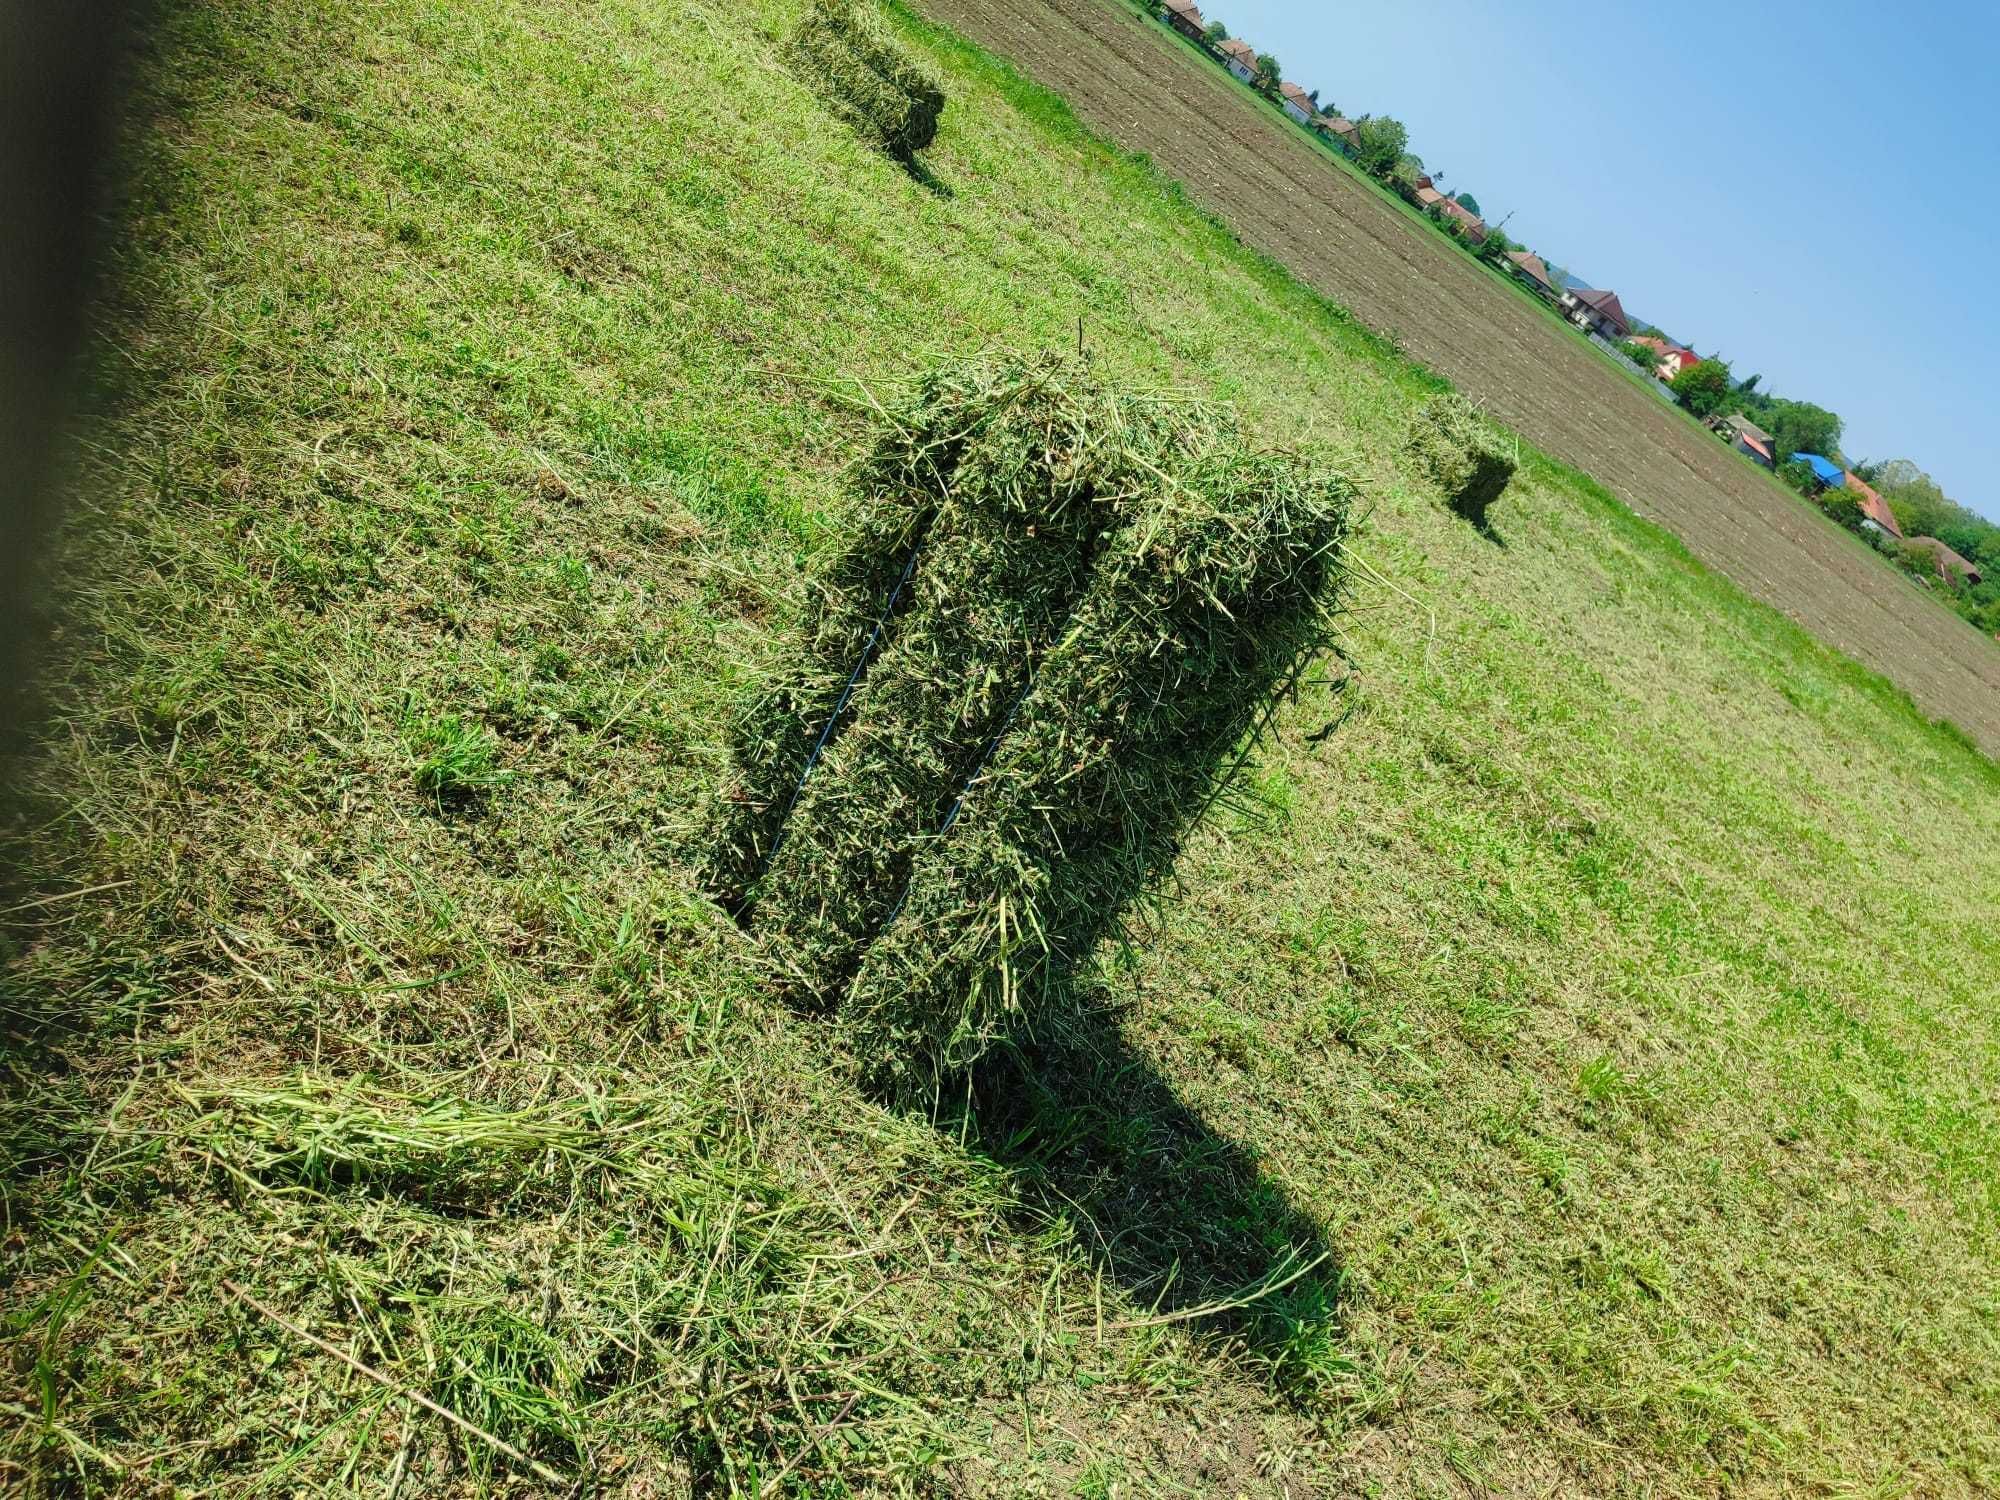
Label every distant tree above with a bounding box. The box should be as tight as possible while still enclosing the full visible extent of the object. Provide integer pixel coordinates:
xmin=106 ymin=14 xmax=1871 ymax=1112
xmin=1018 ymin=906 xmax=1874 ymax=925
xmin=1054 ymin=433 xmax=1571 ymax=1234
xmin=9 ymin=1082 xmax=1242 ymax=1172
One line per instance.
xmin=1616 ymin=338 xmax=1663 ymax=373
xmin=1765 ymin=400 xmax=1843 ymax=463
xmin=1819 ymin=487 xmax=1867 ymax=535
xmin=1254 ymin=53 xmax=1281 ymax=94
xmin=1203 ymin=19 xmax=1228 ymax=44
xmin=1352 ymin=115 xmax=1409 ymax=176
xmin=1452 ymin=191 xmax=1482 ymax=216
xmin=1389 ymin=153 xmax=1427 ymax=191
xmin=1737 ymin=373 xmax=1762 ymax=396
xmin=1670 ymin=358 xmax=1733 ymax=417
xmin=1890 ymin=540 xmax=1943 ymax=586
xmin=1874 ymin=460 xmax=2000 ymax=568
xmin=1476 ymin=227 xmax=1515 ymax=264
xmin=1308 ymin=86 xmax=1322 ymax=107
xmin=1778 ymin=459 xmax=1821 ymax=498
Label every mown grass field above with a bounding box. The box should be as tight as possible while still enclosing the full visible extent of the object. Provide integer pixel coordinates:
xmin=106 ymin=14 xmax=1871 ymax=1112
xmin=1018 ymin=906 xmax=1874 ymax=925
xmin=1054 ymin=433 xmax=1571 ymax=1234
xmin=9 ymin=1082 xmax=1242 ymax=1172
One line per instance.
xmin=3 ymin=0 xmax=1997 ymax=1494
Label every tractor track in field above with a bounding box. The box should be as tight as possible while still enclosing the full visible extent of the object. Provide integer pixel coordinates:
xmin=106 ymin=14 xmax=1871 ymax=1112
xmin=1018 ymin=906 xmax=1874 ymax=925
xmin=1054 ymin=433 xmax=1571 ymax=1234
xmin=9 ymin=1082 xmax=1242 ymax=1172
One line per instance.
xmin=916 ymin=0 xmax=2000 ymax=752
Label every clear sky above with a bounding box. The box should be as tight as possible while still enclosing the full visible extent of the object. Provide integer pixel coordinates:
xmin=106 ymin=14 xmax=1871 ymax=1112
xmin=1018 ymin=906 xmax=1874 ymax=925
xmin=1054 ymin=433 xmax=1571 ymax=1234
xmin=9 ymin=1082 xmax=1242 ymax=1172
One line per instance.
xmin=1212 ymin=0 xmax=2000 ymax=520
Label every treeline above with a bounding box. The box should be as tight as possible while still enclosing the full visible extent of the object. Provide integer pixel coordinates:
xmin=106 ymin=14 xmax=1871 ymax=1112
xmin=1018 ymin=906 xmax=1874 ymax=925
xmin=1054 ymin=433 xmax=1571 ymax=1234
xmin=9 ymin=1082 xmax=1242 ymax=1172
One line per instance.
xmin=1854 ymin=461 xmax=2000 ymax=634
xmin=1655 ymin=348 xmax=1997 ymax=630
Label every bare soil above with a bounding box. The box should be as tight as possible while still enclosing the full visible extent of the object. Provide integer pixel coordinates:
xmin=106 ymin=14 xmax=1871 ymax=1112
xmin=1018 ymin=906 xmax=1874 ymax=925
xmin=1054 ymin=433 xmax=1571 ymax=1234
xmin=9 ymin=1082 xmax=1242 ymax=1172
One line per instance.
xmin=915 ymin=0 xmax=2000 ymax=751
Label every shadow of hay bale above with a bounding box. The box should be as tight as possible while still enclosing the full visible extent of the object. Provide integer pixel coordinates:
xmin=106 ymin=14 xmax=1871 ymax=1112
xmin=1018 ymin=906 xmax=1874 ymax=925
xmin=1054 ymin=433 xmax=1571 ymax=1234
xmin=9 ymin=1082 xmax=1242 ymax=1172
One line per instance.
xmin=1404 ymin=393 xmax=1514 ymax=534
xmin=788 ymin=0 xmax=945 ymax=175
xmin=964 ymin=1005 xmax=1349 ymax=1393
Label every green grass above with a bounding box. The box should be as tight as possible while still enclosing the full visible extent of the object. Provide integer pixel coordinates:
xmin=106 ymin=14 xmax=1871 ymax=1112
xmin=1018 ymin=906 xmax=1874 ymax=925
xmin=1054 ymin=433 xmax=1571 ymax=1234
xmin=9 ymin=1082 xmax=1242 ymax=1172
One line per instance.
xmin=1 ymin=0 xmax=1996 ymax=1494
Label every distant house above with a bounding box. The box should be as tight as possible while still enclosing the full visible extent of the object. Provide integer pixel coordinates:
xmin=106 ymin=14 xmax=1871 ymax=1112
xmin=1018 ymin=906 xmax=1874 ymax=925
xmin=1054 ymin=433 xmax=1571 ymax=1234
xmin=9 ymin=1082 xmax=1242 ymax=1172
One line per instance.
xmin=1844 ymin=473 xmax=1905 ymax=540
xmin=1435 ymin=195 xmax=1488 ymax=241
xmin=1627 ymin=335 xmax=1699 ymax=382
xmin=1318 ymin=115 xmax=1361 ymax=152
xmin=1656 ymin=347 xmax=1700 ymax=382
xmin=1507 ymin=250 xmax=1558 ymax=298
xmin=1275 ymin=81 xmax=1316 ymax=123
xmin=1712 ymin=412 xmax=1775 ymax=467
xmin=1411 ymin=175 xmax=1447 ymax=211
xmin=1218 ymin=38 xmax=1259 ymax=83
xmin=1903 ymin=536 xmax=1983 ymax=586
xmin=1792 ymin=453 xmax=1846 ymax=492
xmin=1558 ymin=287 xmax=1632 ymax=339
xmin=1160 ymin=0 xmax=1206 ymax=42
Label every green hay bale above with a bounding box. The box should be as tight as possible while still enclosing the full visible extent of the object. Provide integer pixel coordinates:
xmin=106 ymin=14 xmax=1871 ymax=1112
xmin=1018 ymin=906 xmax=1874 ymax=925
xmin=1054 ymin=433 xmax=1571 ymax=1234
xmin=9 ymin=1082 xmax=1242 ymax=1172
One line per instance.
xmin=1404 ymin=393 xmax=1514 ymax=527
xmin=840 ymin=448 xmax=1352 ymax=1095
xmin=739 ymin=358 xmax=1206 ymax=1003
xmin=703 ymin=353 xmax=1353 ymax=1095
xmin=703 ymin=357 xmax=1082 ymax=908
xmin=788 ymin=0 xmax=945 ymax=163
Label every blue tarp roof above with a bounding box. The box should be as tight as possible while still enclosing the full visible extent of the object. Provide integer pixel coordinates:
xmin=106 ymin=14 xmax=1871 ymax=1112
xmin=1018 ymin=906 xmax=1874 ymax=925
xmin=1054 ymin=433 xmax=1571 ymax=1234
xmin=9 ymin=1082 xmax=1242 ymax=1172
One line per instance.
xmin=1793 ymin=453 xmax=1845 ymax=484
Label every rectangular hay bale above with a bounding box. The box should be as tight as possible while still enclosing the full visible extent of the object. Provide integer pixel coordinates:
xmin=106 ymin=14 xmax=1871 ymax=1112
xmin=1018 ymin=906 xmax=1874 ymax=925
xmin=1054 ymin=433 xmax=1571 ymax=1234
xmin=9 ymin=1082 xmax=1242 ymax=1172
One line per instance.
xmin=1404 ymin=393 xmax=1514 ymax=528
xmin=703 ymin=355 xmax=1353 ymax=1096
xmin=788 ymin=0 xmax=945 ymax=162
xmin=840 ymin=451 xmax=1352 ymax=1095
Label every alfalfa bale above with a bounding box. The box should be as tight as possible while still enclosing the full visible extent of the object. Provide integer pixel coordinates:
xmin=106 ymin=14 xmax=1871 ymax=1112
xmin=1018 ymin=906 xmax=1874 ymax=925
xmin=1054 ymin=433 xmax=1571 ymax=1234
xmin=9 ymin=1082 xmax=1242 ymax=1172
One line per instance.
xmin=741 ymin=356 xmax=1204 ymax=1006
xmin=1404 ymin=393 xmax=1514 ymax=528
xmin=788 ymin=0 xmax=945 ymax=163
xmin=838 ymin=442 xmax=1352 ymax=1097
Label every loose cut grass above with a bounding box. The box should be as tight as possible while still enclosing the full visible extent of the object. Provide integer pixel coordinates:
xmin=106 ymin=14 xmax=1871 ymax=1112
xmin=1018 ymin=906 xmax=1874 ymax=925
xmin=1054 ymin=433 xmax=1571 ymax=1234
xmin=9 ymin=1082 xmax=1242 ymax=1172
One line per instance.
xmin=2 ymin=0 xmax=1997 ymax=1493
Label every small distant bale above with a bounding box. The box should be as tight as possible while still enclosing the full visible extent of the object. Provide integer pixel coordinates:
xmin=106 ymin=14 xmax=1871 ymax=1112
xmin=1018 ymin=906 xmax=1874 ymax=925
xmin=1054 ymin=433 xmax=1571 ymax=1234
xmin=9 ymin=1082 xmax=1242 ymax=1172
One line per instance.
xmin=788 ymin=0 xmax=945 ymax=165
xmin=1404 ymin=394 xmax=1515 ymax=528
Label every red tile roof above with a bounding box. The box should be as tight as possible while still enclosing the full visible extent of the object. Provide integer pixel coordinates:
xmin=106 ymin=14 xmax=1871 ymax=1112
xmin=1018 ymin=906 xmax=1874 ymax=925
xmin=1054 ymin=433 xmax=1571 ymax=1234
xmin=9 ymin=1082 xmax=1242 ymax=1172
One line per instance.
xmin=1163 ymin=0 xmax=1202 ymax=17
xmin=1507 ymin=250 xmax=1556 ymax=289
xmin=1220 ymin=38 xmax=1257 ymax=66
xmin=1279 ymin=81 xmax=1314 ymax=108
xmin=1435 ymin=197 xmax=1487 ymax=238
xmin=1844 ymin=473 xmax=1905 ymax=539
xmin=1741 ymin=435 xmax=1774 ymax=463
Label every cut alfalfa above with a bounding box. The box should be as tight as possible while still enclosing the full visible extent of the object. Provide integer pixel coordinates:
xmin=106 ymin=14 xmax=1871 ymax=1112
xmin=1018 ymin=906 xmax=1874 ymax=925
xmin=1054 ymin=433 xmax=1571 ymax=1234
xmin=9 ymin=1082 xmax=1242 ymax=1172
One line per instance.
xmin=1404 ymin=393 xmax=1514 ymax=528
xmin=787 ymin=0 xmax=945 ymax=165
xmin=699 ymin=352 xmax=1353 ymax=1096
xmin=738 ymin=356 xmax=1214 ymax=1005
xmin=839 ymin=446 xmax=1353 ymax=1097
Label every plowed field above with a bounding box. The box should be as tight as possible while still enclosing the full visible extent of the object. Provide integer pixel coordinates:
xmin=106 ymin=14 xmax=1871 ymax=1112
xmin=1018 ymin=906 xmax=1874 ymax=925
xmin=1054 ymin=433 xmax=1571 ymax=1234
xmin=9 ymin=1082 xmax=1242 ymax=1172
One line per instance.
xmin=917 ymin=0 xmax=2000 ymax=751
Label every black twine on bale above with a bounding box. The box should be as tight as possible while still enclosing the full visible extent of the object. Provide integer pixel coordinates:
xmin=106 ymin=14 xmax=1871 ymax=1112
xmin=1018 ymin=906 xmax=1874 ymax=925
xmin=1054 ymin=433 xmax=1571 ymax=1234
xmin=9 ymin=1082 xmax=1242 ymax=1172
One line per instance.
xmin=755 ymin=533 xmax=928 ymax=883
xmin=884 ymin=665 xmax=1040 ymax=928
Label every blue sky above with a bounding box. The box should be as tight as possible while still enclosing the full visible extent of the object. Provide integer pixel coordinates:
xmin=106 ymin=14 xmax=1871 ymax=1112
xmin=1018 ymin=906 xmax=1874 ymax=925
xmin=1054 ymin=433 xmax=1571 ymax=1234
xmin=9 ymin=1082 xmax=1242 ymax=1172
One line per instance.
xmin=1211 ymin=0 xmax=2000 ymax=520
